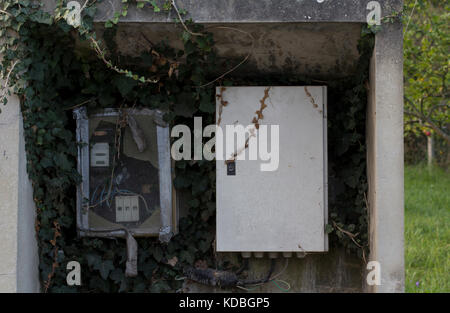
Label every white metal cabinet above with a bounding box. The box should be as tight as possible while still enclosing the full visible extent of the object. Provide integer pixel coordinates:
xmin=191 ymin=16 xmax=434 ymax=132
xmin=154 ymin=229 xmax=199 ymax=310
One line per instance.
xmin=216 ymin=86 xmax=328 ymax=252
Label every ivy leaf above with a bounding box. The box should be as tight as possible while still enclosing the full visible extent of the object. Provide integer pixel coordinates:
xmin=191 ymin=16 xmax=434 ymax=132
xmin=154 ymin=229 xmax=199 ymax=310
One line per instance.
xmin=119 ymin=278 xmax=128 ymax=292
xmin=150 ymin=280 xmax=170 ymax=293
xmin=95 ymin=259 xmax=115 ymax=280
xmin=89 ymin=276 xmax=110 ymax=292
xmin=181 ymin=31 xmax=191 ymax=43
xmin=196 ymin=36 xmax=211 ymax=52
xmin=113 ymin=76 xmax=137 ymax=97
xmin=174 ymin=174 xmax=191 ymax=189
xmin=53 ymin=153 xmax=72 ymax=171
xmin=152 ymin=246 xmax=163 ymax=262
xmin=325 ymin=224 xmax=334 ymax=234
xmin=199 ymin=93 xmax=214 ymax=113
xmin=109 ymin=268 xmax=124 ymax=283
xmin=142 ymin=260 xmax=157 ymax=279
xmin=191 ymin=176 xmax=209 ymax=195
xmin=150 ymin=1 xmax=160 ymax=12
xmin=188 ymin=198 xmax=200 ymax=208
xmin=180 ymin=250 xmax=194 ymax=264
xmin=30 ymin=10 xmax=53 ymax=25
xmin=134 ymin=282 xmax=147 ymax=292
xmin=86 ymin=253 xmax=102 ymax=268
xmin=198 ymin=240 xmax=210 ymax=253
xmin=344 ymin=174 xmax=359 ymax=188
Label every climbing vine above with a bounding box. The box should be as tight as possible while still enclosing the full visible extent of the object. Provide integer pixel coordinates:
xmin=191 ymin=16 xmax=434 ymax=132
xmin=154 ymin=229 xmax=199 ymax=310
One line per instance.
xmin=1 ymin=0 xmax=374 ymax=292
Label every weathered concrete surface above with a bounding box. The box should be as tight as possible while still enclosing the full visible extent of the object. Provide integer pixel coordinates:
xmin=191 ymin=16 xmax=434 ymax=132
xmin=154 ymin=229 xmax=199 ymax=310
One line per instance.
xmin=94 ymin=22 xmax=362 ymax=79
xmin=43 ymin=0 xmax=403 ymax=23
xmin=183 ymin=248 xmax=364 ymax=293
xmin=366 ymin=21 xmax=404 ymax=292
xmin=0 ymin=90 xmax=40 ymax=293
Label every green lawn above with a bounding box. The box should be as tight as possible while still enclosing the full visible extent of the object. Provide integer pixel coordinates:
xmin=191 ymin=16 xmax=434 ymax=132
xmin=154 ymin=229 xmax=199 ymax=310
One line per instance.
xmin=405 ymin=165 xmax=449 ymax=293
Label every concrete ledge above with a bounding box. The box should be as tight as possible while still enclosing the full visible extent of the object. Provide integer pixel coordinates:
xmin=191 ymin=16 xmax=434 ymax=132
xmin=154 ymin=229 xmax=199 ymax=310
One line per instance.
xmin=43 ymin=0 xmax=403 ymax=23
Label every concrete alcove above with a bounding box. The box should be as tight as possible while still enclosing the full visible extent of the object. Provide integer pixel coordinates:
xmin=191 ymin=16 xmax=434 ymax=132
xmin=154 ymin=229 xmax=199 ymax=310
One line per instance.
xmin=0 ymin=0 xmax=404 ymax=292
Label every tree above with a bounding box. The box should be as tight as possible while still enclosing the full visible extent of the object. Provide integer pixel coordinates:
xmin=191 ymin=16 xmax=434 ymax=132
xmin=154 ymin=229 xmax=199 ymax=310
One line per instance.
xmin=403 ymin=0 xmax=449 ymax=144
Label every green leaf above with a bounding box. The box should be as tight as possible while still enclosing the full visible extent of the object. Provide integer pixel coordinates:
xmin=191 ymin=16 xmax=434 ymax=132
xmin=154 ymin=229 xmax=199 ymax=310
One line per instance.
xmin=150 ymin=1 xmax=160 ymax=12
xmin=142 ymin=260 xmax=157 ymax=280
xmin=113 ymin=76 xmax=137 ymax=97
xmin=109 ymin=268 xmax=124 ymax=282
xmin=152 ymin=246 xmax=163 ymax=262
xmin=150 ymin=280 xmax=170 ymax=292
xmin=191 ymin=176 xmax=209 ymax=195
xmin=325 ymin=224 xmax=334 ymax=234
xmin=174 ymin=175 xmax=191 ymax=189
xmin=180 ymin=250 xmax=194 ymax=264
xmin=181 ymin=31 xmax=191 ymax=43
xmin=86 ymin=253 xmax=102 ymax=268
xmin=199 ymin=94 xmax=214 ymax=113
xmin=95 ymin=259 xmax=115 ymax=280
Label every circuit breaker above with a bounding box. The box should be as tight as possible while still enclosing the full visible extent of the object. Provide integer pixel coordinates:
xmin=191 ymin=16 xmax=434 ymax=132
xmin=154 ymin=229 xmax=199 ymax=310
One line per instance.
xmin=74 ymin=107 xmax=177 ymax=242
xmin=216 ymin=86 xmax=328 ymax=253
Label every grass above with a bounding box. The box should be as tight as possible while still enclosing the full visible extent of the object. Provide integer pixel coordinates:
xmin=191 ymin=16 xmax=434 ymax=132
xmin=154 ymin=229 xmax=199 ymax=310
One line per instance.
xmin=405 ymin=164 xmax=449 ymax=293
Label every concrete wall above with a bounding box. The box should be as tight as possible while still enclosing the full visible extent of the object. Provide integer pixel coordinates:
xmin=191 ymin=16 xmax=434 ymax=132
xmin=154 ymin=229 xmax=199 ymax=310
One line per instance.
xmin=0 ymin=92 xmax=40 ymax=293
xmin=366 ymin=21 xmax=404 ymax=292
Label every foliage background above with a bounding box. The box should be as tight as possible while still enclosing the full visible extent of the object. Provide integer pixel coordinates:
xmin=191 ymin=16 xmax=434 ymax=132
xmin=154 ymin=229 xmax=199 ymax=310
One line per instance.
xmin=403 ymin=0 xmax=449 ymax=146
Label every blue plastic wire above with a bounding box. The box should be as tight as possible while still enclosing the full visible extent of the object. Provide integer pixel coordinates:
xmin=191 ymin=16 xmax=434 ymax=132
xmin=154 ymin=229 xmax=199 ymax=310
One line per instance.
xmin=91 ymin=185 xmax=99 ymax=205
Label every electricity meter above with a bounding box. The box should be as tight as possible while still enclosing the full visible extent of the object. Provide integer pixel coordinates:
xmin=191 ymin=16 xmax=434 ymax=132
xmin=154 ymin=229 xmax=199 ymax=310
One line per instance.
xmin=73 ymin=107 xmax=177 ymax=242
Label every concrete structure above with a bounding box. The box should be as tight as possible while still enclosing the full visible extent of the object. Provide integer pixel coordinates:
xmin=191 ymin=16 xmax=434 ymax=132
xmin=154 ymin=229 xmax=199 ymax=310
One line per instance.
xmin=0 ymin=91 xmax=40 ymax=292
xmin=1 ymin=0 xmax=404 ymax=292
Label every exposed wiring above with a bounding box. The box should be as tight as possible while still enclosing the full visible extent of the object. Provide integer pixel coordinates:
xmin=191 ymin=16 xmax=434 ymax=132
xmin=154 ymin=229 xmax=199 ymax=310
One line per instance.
xmin=235 ymin=259 xmax=291 ymax=292
xmin=197 ymin=26 xmax=255 ymax=88
xmin=236 ymin=280 xmax=291 ymax=292
xmin=236 ymin=285 xmax=258 ymax=292
xmin=237 ymin=259 xmax=275 ymax=286
xmin=183 ymin=258 xmax=292 ymax=291
xmin=271 ymin=279 xmax=291 ymax=292
xmin=235 ymin=258 xmax=249 ymax=275
xmin=268 ymin=258 xmax=289 ymax=281
xmin=90 ymin=185 xmax=99 ymax=205
xmin=171 ymin=0 xmax=204 ymax=37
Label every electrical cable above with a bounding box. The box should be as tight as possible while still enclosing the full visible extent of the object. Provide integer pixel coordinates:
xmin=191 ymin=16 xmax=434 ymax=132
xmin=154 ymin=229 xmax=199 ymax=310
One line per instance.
xmin=235 ymin=258 xmax=249 ymax=276
xmin=184 ymin=258 xmax=292 ymax=292
xmin=237 ymin=259 xmax=275 ymax=287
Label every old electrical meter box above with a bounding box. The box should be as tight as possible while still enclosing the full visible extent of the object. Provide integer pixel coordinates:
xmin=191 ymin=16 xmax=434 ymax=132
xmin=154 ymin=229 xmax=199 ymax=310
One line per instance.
xmin=216 ymin=86 xmax=328 ymax=253
xmin=74 ymin=108 xmax=177 ymax=242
